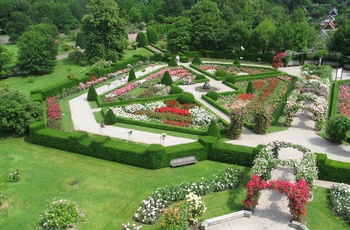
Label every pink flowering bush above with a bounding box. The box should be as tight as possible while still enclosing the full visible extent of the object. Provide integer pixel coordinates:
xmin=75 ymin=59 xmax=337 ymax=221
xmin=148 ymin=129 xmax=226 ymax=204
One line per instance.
xmin=272 ymin=52 xmax=285 ymax=69
xmin=77 ymin=76 xmax=108 ymax=91
xmin=46 ymin=96 xmax=62 ymax=129
xmin=338 ymin=84 xmax=350 ymax=117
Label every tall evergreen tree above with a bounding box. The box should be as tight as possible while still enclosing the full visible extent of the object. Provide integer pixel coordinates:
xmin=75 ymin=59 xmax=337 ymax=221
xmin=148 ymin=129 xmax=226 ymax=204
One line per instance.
xmin=82 ymin=0 xmax=128 ymax=62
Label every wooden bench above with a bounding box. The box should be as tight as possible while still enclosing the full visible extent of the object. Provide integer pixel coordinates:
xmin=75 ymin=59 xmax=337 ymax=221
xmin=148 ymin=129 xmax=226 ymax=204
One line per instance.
xmin=170 ymin=156 xmax=198 ymax=168
xmin=287 ymin=60 xmax=300 ymax=66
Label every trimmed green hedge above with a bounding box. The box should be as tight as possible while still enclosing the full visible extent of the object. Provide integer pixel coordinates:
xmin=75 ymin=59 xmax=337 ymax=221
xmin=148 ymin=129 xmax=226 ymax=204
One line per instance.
xmin=316 ymin=153 xmax=350 ymax=184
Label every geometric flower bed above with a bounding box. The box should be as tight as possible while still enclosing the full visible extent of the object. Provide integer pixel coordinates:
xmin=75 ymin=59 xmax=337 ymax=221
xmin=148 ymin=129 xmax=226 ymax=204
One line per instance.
xmin=104 ymin=67 xmax=196 ymax=101
xmin=198 ymin=64 xmax=272 ymax=76
xmin=111 ymin=100 xmax=219 ymax=129
xmin=133 ymin=167 xmax=244 ymax=224
xmin=337 ymin=83 xmax=350 ymax=117
xmin=329 ymin=183 xmax=350 ymax=225
xmin=217 ymin=76 xmax=292 ymax=120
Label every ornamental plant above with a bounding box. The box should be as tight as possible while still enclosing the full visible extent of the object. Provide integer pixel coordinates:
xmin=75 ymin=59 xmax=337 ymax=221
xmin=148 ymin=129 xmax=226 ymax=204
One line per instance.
xmin=177 ymin=92 xmax=194 ymax=104
xmin=161 ymin=71 xmax=173 ymax=86
xmin=46 ymin=96 xmax=62 ymax=129
xmin=272 ymin=52 xmax=284 ymax=69
xmin=206 ymin=90 xmax=219 ymax=101
xmin=38 ymin=198 xmax=85 ymax=229
xmin=87 ymin=86 xmax=98 ymax=101
xmin=233 ymin=58 xmax=241 ymax=67
xmin=246 ymin=81 xmax=254 ymax=94
xmin=169 ymin=86 xmax=183 ymax=94
xmin=168 ymin=57 xmax=178 ymax=67
xmin=228 ymin=108 xmax=247 ymax=139
xmin=326 ymin=115 xmax=350 ymax=143
xmin=329 ymin=183 xmax=350 ymax=223
xmin=206 ymin=119 xmax=221 ymax=139
xmin=128 ymin=69 xmax=136 ymax=82
xmin=253 ymin=107 xmax=271 ymax=134
xmin=160 ymin=202 xmax=189 ymax=230
xmin=192 ymin=54 xmax=202 ymax=65
xmin=226 ymin=75 xmax=236 ymax=84
xmin=104 ymin=109 xmax=118 ymax=125
xmin=185 ymin=193 xmax=206 ymax=225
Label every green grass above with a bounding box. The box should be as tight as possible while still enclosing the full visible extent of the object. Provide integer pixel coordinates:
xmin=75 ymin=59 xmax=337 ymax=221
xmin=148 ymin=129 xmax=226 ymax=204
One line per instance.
xmin=307 ymin=187 xmax=349 ymax=229
xmin=0 ymin=137 xmax=236 ymax=229
xmin=3 ymin=58 xmax=91 ymax=96
xmin=124 ymin=47 xmax=154 ymax=59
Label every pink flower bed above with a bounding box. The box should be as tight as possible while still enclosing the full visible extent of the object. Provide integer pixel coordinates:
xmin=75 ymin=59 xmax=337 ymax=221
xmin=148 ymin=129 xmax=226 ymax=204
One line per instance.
xmin=338 ymin=84 xmax=350 ymax=117
xmin=77 ymin=76 xmax=108 ymax=90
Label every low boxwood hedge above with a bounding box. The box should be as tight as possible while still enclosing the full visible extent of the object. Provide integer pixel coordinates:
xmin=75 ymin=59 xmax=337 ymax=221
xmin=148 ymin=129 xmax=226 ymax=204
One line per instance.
xmin=316 ymin=153 xmax=350 ymax=184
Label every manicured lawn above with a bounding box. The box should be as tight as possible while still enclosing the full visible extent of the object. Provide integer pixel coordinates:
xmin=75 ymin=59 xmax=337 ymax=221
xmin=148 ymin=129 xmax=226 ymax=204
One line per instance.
xmin=124 ymin=47 xmax=154 ymax=59
xmin=0 ymin=137 xmax=236 ymax=229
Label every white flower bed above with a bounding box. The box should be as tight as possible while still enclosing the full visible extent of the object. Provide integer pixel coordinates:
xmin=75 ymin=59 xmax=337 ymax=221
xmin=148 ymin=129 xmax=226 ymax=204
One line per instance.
xmin=329 ymin=183 xmax=350 ymax=223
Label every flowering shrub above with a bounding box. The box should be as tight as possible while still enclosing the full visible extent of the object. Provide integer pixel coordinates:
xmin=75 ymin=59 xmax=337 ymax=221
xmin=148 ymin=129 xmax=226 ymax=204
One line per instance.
xmin=338 ymin=84 xmax=350 ymax=117
xmin=133 ymin=167 xmax=243 ymax=224
xmin=329 ymin=183 xmax=350 ymax=223
xmin=272 ymin=52 xmax=285 ymax=69
xmin=160 ymin=202 xmax=189 ymax=230
xmin=46 ymin=96 xmax=62 ymax=129
xmin=228 ymin=109 xmax=247 ymax=139
xmin=38 ymin=198 xmax=85 ymax=229
xmin=8 ymin=169 xmax=20 ymax=182
xmin=76 ymin=76 xmax=108 ymax=91
xmin=243 ymin=174 xmax=310 ymax=222
xmin=122 ymin=222 xmax=142 ymax=230
xmin=253 ymin=107 xmax=271 ymax=134
xmin=185 ymin=193 xmax=206 ymax=224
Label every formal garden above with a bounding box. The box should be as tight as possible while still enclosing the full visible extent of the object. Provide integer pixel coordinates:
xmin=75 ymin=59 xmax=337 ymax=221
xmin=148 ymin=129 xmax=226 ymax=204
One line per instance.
xmin=1 ymin=0 xmax=350 ymax=229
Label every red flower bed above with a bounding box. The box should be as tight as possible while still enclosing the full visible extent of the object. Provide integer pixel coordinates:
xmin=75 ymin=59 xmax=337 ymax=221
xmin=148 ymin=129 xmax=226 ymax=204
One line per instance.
xmin=237 ymin=93 xmax=255 ymax=100
xmin=155 ymin=107 xmax=190 ymax=116
xmin=252 ymin=80 xmax=266 ymax=91
xmin=163 ymin=120 xmax=191 ymax=127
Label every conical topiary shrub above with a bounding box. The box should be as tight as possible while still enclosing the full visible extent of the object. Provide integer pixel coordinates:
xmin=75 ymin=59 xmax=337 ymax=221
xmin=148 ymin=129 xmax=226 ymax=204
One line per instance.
xmin=161 ymin=71 xmax=173 ymax=86
xmin=246 ymin=81 xmax=254 ymax=94
xmin=168 ymin=57 xmax=178 ymax=67
xmin=104 ymin=109 xmax=118 ymax=125
xmin=192 ymin=54 xmax=202 ymax=65
xmin=87 ymin=86 xmax=98 ymax=101
xmin=128 ymin=69 xmax=136 ymax=82
xmin=206 ymin=119 xmax=221 ymax=139
xmin=233 ymin=58 xmax=241 ymax=67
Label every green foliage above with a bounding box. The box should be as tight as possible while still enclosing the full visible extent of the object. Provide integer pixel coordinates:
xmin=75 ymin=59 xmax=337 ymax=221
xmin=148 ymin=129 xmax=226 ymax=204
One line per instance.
xmin=87 ymin=86 xmax=98 ymax=101
xmin=196 ymin=74 xmax=206 ymax=80
xmin=167 ymin=16 xmax=192 ymax=53
xmin=0 ymin=88 xmax=43 ymax=135
xmin=215 ymin=69 xmax=228 ymax=78
xmin=169 ymin=86 xmax=184 ymax=94
xmin=233 ymin=58 xmax=241 ymax=67
xmin=136 ymin=32 xmax=148 ymax=47
xmin=27 ymin=23 xmax=59 ymax=39
xmin=64 ymin=25 xmax=71 ymax=36
xmin=301 ymin=64 xmax=333 ymax=81
xmin=68 ymin=49 xmax=84 ymax=64
xmin=192 ymin=54 xmax=202 ymax=65
xmin=206 ymin=91 xmax=219 ymax=101
xmin=160 ymin=202 xmax=189 ymax=230
xmin=8 ymin=169 xmax=20 ymax=182
xmin=76 ymin=32 xmax=86 ymax=49
xmin=39 ymin=198 xmax=85 ymax=229
xmin=104 ymin=109 xmax=118 ymax=125
xmin=82 ymin=0 xmax=128 ymax=62
xmin=146 ymin=27 xmax=159 ymax=44
xmin=246 ymin=81 xmax=254 ymax=94
xmin=206 ymin=120 xmax=221 ymax=139
xmin=317 ymin=153 xmax=350 ymax=184
xmin=226 ymin=75 xmax=236 ymax=84
xmin=326 ymin=115 xmax=350 ymax=143
xmin=128 ymin=69 xmax=136 ymax=82
xmin=0 ymin=44 xmax=13 ymax=78
xmin=161 ymin=70 xmax=173 ymax=86
xmin=168 ymin=57 xmax=178 ymax=67
xmin=17 ymin=29 xmax=58 ymax=74
xmin=5 ymin=11 xmax=30 ymax=43
xmin=180 ymin=55 xmax=189 ymax=63
xmin=177 ymin=92 xmax=194 ymax=104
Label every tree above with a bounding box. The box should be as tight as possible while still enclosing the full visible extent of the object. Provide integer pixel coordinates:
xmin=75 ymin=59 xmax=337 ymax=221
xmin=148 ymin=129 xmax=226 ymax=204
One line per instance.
xmin=189 ymin=0 xmax=228 ymax=50
xmin=128 ymin=69 xmax=136 ymax=82
xmin=253 ymin=18 xmax=276 ymax=53
xmin=17 ymin=29 xmax=58 ymax=74
xmin=326 ymin=115 xmax=350 ymax=144
xmin=227 ymin=21 xmax=252 ymax=52
xmin=246 ymin=81 xmax=254 ymax=94
xmin=167 ymin=17 xmax=192 ymax=53
xmin=76 ymin=32 xmax=86 ymax=49
xmin=128 ymin=7 xmax=142 ymax=23
xmin=0 ymin=88 xmax=42 ymax=135
xmin=26 ymin=23 xmax=59 ymax=39
xmin=82 ymin=0 xmax=128 ymax=62
xmin=161 ymin=71 xmax=173 ymax=86
xmin=0 ymin=44 xmax=13 ymax=78
xmin=136 ymin=32 xmax=148 ymax=47
xmin=332 ymin=19 xmax=350 ymax=55
xmin=146 ymin=27 xmax=159 ymax=44
xmin=162 ymin=0 xmax=183 ymax=17
xmin=104 ymin=109 xmax=117 ymax=125
xmin=5 ymin=11 xmax=30 ymax=43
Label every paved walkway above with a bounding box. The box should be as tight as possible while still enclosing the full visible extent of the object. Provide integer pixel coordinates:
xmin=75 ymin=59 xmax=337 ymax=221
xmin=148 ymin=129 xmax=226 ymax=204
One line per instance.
xmin=69 ymin=62 xmax=349 ymax=229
